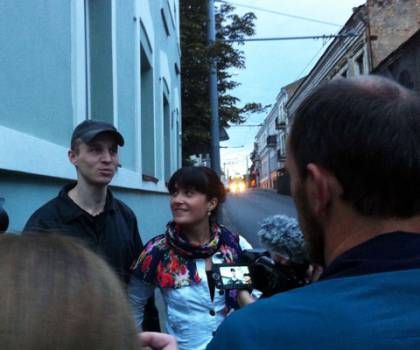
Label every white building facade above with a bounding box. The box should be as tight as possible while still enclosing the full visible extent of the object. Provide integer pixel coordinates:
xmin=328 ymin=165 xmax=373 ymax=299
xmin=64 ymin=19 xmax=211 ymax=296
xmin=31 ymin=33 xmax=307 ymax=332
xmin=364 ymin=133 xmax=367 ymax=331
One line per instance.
xmin=254 ymin=80 xmax=301 ymax=191
xmin=0 ymin=0 xmax=181 ymax=239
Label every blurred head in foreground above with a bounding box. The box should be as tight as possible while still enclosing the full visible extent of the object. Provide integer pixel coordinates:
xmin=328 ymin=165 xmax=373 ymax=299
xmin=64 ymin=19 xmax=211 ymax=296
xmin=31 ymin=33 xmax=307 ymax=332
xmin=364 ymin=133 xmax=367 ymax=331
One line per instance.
xmin=0 ymin=234 xmax=141 ymax=350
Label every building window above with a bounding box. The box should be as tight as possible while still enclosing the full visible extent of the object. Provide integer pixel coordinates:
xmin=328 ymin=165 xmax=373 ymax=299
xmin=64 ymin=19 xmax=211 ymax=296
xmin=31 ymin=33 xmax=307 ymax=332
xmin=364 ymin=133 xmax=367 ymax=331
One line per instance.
xmin=85 ymin=0 xmax=114 ymax=124
xmin=161 ymin=8 xmax=170 ymax=36
xmin=163 ymin=93 xmax=171 ymax=181
xmin=279 ymin=133 xmax=286 ymax=158
xmin=355 ymin=53 xmax=364 ymax=75
xmin=140 ymin=45 xmax=155 ymax=177
xmin=176 ymin=117 xmax=181 ymax=166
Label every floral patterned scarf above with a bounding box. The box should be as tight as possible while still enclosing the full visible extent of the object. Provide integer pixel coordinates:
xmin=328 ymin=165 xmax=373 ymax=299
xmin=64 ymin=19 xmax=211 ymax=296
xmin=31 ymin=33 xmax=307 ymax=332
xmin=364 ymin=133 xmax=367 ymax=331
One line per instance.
xmin=132 ymin=222 xmax=243 ymax=312
xmin=166 ymin=222 xmax=224 ymax=259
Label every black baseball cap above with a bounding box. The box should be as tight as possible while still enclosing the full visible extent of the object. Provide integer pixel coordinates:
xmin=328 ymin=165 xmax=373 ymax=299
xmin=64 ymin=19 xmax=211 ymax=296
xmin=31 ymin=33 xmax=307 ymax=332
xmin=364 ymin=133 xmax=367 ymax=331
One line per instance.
xmin=71 ymin=120 xmax=125 ymax=147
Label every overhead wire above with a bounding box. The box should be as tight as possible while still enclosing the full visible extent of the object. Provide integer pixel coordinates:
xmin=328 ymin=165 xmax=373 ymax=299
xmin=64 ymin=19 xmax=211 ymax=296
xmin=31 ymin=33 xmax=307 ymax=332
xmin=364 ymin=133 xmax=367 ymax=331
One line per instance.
xmin=295 ymin=39 xmax=331 ymax=80
xmin=215 ymin=0 xmax=345 ymax=80
xmin=215 ymin=0 xmax=342 ymax=27
xmin=214 ymin=0 xmax=346 ymax=136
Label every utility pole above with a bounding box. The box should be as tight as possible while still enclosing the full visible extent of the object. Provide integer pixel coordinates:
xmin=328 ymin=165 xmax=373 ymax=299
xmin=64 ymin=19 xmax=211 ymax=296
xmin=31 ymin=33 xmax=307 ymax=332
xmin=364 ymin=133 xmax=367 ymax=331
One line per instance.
xmin=208 ymin=0 xmax=221 ymax=176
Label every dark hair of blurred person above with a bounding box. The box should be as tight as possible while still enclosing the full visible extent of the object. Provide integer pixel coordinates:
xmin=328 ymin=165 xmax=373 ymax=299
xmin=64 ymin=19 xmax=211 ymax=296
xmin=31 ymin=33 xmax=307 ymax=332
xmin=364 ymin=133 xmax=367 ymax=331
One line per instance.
xmin=0 ymin=233 xmax=141 ymax=350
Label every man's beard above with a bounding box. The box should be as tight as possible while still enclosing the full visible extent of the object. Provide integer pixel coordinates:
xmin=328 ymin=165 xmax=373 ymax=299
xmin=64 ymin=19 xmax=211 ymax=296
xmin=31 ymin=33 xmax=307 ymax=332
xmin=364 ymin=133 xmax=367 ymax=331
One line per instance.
xmin=295 ymin=185 xmax=326 ymax=267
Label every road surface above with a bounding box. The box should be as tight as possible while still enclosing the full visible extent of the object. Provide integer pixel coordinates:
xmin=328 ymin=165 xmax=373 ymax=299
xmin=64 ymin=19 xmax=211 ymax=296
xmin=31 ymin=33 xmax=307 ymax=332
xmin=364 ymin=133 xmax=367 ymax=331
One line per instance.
xmin=222 ymin=188 xmax=297 ymax=248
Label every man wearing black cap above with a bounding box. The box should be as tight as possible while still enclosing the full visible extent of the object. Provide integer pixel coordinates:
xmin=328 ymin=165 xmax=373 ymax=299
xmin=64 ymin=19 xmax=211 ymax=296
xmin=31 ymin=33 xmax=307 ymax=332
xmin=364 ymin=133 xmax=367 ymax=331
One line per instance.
xmin=24 ymin=120 xmax=159 ymax=331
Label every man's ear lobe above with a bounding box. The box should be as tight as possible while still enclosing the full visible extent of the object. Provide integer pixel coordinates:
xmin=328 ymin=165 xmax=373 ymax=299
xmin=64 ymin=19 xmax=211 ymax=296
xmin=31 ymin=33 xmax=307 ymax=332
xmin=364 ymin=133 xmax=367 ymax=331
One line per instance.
xmin=306 ymin=163 xmax=332 ymax=215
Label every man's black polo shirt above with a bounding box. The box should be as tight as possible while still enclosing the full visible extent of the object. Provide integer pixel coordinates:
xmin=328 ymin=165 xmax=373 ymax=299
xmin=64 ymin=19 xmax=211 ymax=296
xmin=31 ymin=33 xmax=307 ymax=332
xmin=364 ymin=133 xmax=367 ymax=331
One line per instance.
xmin=24 ymin=183 xmax=142 ymax=284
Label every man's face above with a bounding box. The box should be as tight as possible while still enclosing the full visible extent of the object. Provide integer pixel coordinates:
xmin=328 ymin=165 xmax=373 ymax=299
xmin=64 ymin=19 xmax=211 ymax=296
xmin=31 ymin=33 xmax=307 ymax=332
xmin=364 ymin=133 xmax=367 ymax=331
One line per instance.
xmin=286 ymin=146 xmax=326 ymax=267
xmin=69 ymin=133 xmax=119 ymax=187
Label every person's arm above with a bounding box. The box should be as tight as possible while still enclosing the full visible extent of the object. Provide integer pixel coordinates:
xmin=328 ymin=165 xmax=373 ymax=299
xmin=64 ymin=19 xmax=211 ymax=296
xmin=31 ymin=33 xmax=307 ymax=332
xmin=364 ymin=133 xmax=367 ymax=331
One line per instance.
xmin=139 ymin=332 xmax=178 ymax=350
xmin=238 ymin=235 xmax=262 ymax=306
xmin=131 ymin=215 xmax=144 ymax=255
xmin=129 ymin=215 xmax=161 ymax=332
xmin=128 ymin=275 xmax=155 ymax=332
xmin=237 ymin=290 xmax=256 ymax=307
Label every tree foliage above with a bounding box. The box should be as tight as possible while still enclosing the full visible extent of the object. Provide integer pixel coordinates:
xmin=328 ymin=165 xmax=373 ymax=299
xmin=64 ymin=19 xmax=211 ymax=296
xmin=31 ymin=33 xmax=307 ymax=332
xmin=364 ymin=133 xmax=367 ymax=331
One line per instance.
xmin=180 ymin=0 xmax=264 ymax=163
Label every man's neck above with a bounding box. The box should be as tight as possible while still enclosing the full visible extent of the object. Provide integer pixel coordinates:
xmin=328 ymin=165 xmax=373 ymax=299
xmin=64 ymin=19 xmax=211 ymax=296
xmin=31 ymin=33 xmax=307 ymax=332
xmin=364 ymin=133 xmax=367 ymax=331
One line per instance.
xmin=68 ymin=181 xmax=108 ymax=216
xmin=324 ymin=205 xmax=420 ymax=266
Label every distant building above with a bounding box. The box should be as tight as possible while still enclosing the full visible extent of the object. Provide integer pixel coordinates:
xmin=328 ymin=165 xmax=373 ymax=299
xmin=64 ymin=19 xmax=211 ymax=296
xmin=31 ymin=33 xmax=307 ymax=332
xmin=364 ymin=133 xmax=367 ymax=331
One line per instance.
xmin=374 ymin=29 xmax=420 ymax=91
xmin=254 ymin=104 xmax=277 ymax=190
xmin=286 ymin=4 xmax=370 ymax=119
xmin=367 ymin=0 xmax=420 ymax=71
xmin=254 ymin=79 xmax=302 ymax=191
xmin=287 ymin=0 xmax=420 ymax=119
xmin=255 ymin=0 xmax=420 ymax=195
xmin=0 ymin=0 xmax=181 ymax=239
xmin=369 ymin=0 xmax=420 ymax=91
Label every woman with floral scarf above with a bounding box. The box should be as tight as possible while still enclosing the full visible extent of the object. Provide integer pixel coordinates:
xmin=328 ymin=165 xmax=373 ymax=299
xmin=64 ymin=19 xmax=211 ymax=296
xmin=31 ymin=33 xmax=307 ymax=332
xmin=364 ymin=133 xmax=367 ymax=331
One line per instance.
xmin=128 ymin=166 xmax=251 ymax=350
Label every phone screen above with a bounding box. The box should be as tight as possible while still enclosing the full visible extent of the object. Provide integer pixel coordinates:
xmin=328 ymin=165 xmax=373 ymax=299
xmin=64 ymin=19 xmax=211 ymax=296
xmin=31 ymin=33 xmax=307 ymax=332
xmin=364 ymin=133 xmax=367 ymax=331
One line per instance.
xmin=214 ymin=265 xmax=253 ymax=289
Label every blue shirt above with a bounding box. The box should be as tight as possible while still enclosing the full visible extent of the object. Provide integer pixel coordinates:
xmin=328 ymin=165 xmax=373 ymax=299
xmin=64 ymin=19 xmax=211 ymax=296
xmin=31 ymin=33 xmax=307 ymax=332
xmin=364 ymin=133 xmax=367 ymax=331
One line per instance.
xmin=207 ymin=232 xmax=420 ymax=350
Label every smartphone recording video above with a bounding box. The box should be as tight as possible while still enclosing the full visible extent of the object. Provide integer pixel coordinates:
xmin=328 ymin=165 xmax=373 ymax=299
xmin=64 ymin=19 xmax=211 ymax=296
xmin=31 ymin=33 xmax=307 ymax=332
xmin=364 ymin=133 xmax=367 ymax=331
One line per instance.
xmin=212 ymin=264 xmax=253 ymax=290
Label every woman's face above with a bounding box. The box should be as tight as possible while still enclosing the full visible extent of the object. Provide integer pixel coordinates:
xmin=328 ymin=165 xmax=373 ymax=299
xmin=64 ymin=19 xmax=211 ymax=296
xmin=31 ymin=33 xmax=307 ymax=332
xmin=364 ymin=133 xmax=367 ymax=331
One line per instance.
xmin=170 ymin=187 xmax=217 ymax=227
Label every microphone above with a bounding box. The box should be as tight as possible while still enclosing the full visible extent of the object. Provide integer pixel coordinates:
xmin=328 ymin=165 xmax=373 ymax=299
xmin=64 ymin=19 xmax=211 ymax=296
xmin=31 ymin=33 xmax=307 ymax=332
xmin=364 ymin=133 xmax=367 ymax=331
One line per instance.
xmin=257 ymin=215 xmax=307 ymax=264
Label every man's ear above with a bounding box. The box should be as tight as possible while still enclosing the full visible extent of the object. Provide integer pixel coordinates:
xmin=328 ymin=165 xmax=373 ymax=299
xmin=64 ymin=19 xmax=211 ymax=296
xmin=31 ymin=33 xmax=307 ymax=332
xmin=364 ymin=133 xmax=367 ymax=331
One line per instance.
xmin=305 ymin=163 xmax=333 ymax=216
xmin=68 ymin=149 xmax=77 ymax=166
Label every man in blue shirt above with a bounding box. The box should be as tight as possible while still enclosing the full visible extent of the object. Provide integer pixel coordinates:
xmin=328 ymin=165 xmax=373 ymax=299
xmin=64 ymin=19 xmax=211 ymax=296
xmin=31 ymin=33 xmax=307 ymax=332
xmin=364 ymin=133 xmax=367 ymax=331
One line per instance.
xmin=207 ymin=76 xmax=420 ymax=350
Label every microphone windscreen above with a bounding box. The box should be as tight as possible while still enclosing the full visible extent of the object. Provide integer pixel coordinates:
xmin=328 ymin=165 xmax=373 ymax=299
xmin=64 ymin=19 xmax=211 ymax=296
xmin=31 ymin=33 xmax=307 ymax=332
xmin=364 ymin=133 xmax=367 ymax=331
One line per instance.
xmin=257 ymin=215 xmax=307 ymax=264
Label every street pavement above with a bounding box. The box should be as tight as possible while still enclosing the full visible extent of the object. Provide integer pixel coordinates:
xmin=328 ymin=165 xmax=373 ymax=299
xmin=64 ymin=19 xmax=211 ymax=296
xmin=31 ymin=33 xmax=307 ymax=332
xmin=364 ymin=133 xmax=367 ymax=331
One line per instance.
xmin=222 ymin=188 xmax=297 ymax=248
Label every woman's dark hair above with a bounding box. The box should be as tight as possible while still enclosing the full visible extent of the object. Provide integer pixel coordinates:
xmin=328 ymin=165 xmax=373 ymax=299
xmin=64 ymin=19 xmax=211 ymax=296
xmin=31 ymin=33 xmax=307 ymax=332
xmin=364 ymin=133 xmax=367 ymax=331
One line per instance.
xmin=290 ymin=75 xmax=420 ymax=218
xmin=167 ymin=166 xmax=226 ymax=219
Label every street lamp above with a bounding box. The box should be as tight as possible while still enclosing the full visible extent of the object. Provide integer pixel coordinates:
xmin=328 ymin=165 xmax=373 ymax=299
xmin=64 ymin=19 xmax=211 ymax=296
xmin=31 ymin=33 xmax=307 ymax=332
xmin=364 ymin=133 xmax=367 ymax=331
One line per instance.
xmin=208 ymin=0 xmax=221 ymax=176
